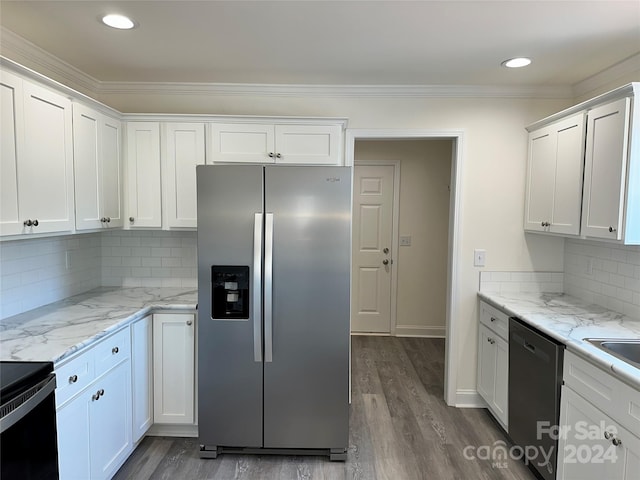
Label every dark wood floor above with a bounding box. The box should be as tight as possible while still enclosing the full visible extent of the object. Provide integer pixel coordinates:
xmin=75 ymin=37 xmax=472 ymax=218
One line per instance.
xmin=114 ymin=336 xmax=535 ymax=480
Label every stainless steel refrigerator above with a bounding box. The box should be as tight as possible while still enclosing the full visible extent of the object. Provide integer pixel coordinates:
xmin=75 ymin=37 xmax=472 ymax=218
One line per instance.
xmin=196 ymin=164 xmax=351 ymax=460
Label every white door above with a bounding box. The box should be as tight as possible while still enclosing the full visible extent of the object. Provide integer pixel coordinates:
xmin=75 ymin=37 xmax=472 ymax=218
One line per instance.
xmin=351 ymin=165 xmax=394 ymax=333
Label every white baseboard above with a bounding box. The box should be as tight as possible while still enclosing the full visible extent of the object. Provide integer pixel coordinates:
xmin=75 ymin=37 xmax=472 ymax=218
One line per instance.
xmin=146 ymin=423 xmax=198 ymax=438
xmin=454 ymin=389 xmax=486 ymax=408
xmin=394 ymin=325 xmax=446 ymax=338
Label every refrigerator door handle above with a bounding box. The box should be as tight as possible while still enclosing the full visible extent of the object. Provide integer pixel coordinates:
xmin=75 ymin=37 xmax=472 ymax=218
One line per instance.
xmin=264 ymin=213 xmax=274 ymax=362
xmin=253 ymin=213 xmax=263 ymax=362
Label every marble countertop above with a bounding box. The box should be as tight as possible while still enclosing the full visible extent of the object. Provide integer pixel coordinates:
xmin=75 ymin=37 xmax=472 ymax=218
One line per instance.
xmin=478 ymin=291 xmax=640 ymax=390
xmin=0 ymin=287 xmax=197 ymax=365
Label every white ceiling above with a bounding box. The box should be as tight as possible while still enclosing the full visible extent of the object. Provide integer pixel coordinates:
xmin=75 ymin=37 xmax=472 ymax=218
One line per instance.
xmin=1 ymin=0 xmax=639 ymax=87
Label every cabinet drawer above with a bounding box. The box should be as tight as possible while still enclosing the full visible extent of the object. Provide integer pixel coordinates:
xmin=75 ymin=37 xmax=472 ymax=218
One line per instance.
xmin=94 ymin=328 xmax=131 ymax=378
xmin=55 ymin=351 xmax=94 ymax=408
xmin=563 ymin=351 xmax=640 ymax=438
xmin=479 ymin=301 xmax=509 ymax=340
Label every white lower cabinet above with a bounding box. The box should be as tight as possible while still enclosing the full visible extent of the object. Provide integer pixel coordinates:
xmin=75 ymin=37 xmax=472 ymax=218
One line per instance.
xmin=56 ymin=339 xmax=132 ymax=480
xmin=476 ymin=301 xmax=509 ymax=430
xmin=557 ymin=351 xmax=640 ymax=480
xmin=153 ymin=313 xmax=196 ymax=425
xmin=131 ymin=315 xmax=153 ymax=442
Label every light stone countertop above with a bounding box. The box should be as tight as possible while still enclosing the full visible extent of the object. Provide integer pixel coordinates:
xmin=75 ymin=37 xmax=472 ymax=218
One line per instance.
xmin=0 ymin=287 xmax=197 ymax=365
xmin=478 ymin=291 xmax=640 ymax=390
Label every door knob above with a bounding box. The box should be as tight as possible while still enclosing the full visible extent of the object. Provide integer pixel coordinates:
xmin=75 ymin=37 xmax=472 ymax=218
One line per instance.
xmin=383 ymin=247 xmax=389 ymax=254
xmin=382 ymin=259 xmax=389 ymax=265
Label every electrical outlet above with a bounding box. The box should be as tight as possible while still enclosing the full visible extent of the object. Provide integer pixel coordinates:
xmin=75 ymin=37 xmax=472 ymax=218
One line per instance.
xmin=400 ymin=235 xmax=411 ymax=246
xmin=474 ymin=249 xmax=486 ymax=267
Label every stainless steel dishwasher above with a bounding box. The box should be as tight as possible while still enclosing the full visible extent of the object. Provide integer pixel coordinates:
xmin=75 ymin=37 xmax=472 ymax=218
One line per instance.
xmin=509 ymin=317 xmax=564 ymax=480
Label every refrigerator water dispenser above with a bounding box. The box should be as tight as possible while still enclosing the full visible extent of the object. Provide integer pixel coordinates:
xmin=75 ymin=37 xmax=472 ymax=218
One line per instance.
xmin=211 ymin=266 xmax=249 ymax=319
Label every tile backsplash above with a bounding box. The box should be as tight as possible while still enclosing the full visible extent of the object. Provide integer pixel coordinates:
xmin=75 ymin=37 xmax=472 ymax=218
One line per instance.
xmin=564 ymin=238 xmax=640 ymax=318
xmin=0 ymin=230 xmax=197 ymax=321
xmin=479 ymin=271 xmax=564 ymax=294
xmin=0 ymin=234 xmax=102 ymax=319
xmin=101 ymin=230 xmax=197 ymax=288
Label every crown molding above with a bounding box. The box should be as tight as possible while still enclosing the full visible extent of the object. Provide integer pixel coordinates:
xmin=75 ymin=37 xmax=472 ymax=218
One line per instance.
xmin=572 ymin=53 xmax=640 ymax=98
xmin=96 ymin=81 xmax=573 ymax=99
xmin=0 ymin=27 xmax=100 ymax=94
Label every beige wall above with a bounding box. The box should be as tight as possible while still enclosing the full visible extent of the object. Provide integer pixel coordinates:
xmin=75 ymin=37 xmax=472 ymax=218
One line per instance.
xmin=7 ymin=49 xmax=639 ymax=401
xmin=354 ymin=140 xmax=452 ymax=336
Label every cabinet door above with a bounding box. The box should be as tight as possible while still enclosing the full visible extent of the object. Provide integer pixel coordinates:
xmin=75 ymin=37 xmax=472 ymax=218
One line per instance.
xmin=274 ymin=124 xmax=342 ymax=165
xmin=101 ymin=116 xmax=123 ymax=228
xmin=549 ymin=113 xmax=585 ymax=235
xmin=126 ymin=122 xmax=162 ymax=228
xmin=56 ymin=392 xmax=91 ymax=480
xmin=524 ymin=113 xmax=585 ymax=235
xmin=163 ymin=123 xmax=205 ymax=228
xmin=21 ymin=81 xmax=74 ymax=234
xmin=90 ymin=361 xmax=132 ymax=480
xmin=557 ymin=386 xmax=640 ymax=480
xmin=131 ymin=315 xmax=153 ymax=443
xmin=153 ymin=313 xmax=195 ymax=424
xmin=73 ymin=103 xmax=102 ymax=230
xmin=581 ymin=97 xmax=631 ymax=240
xmin=492 ymin=335 xmax=509 ymax=428
xmin=524 ymin=126 xmax=556 ymax=232
xmin=0 ymin=70 xmax=25 ymax=236
xmin=477 ymin=324 xmax=497 ymax=405
xmin=209 ymin=123 xmax=275 ymax=163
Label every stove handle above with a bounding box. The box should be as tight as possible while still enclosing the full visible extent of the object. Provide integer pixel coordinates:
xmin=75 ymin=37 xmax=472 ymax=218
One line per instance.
xmin=0 ymin=373 xmax=56 ymax=433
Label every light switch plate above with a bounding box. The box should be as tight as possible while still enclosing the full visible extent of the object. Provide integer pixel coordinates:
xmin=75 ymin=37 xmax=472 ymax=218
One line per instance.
xmin=474 ymin=249 xmax=486 ymax=267
xmin=400 ymin=235 xmax=411 ymax=246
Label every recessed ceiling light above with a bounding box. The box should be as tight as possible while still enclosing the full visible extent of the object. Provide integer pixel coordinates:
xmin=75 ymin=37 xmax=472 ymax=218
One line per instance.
xmin=501 ymin=57 xmax=532 ymax=68
xmin=101 ymin=14 xmax=136 ymax=30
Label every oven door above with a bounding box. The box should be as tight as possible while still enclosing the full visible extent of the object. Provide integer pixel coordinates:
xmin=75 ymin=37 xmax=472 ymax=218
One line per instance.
xmin=1 ymin=373 xmax=59 ymax=479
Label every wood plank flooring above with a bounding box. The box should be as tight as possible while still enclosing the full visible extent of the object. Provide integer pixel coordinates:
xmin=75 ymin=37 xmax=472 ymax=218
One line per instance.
xmin=114 ymin=337 xmax=535 ymax=480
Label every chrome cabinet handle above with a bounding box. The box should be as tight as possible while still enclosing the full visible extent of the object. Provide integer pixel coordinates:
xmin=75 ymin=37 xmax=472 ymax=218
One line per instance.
xmin=490 ymin=317 xmax=496 ymax=322
xmin=69 ymin=375 xmax=78 ymax=384
xmin=112 ymin=346 xmax=119 ymax=354
xmin=541 ymin=221 xmax=550 ymax=227
xmin=106 ymin=217 xmax=111 ymax=223
xmin=612 ymin=437 xmax=622 ymax=447
xmin=92 ymin=390 xmax=101 ymax=401
xmin=268 ymin=152 xmax=274 ymax=158
xmin=383 ymin=247 xmax=389 ymax=254
xmin=186 ymin=319 xmax=193 ymax=326
xmin=487 ymin=337 xmax=495 ymax=345
xmin=383 ymin=259 xmax=389 ymax=265
xmin=24 ymin=219 xmax=33 ymax=227
xmin=129 ymin=217 xmax=134 ymax=223
xmin=275 ymin=153 xmax=281 ymax=158
xmin=99 ymin=389 xmax=104 ymax=396
xmin=609 ymin=226 xmax=617 ymax=233
xmin=604 ymin=431 xmax=612 ymax=440
xmin=101 ymin=217 xmax=107 ymax=223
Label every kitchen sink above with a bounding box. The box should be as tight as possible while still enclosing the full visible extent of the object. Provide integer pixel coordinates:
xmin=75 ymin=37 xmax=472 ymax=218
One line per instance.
xmin=585 ymin=339 xmax=640 ymax=368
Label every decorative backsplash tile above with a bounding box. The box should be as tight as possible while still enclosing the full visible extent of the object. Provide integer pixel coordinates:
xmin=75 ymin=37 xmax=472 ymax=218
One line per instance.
xmin=479 ymin=271 xmax=564 ymax=294
xmin=0 ymin=234 xmax=101 ymax=320
xmin=564 ymin=239 xmax=640 ymax=319
xmin=101 ymin=230 xmax=197 ymax=288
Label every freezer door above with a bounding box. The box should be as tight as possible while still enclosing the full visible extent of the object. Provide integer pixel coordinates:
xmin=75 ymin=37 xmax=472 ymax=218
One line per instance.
xmin=263 ymin=166 xmax=351 ymax=450
xmin=196 ymin=165 xmax=264 ymax=449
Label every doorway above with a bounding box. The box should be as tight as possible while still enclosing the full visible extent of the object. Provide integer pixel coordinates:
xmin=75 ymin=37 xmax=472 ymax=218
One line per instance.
xmin=346 ymin=129 xmax=464 ymax=407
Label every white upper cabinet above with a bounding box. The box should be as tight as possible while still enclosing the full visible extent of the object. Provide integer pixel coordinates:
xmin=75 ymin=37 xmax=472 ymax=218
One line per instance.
xmin=126 ymin=122 xmax=162 ymax=228
xmin=274 ymin=124 xmax=342 ymax=164
xmin=581 ymin=97 xmax=632 ymax=241
xmin=525 ymin=83 xmax=640 ymax=244
xmin=524 ymin=113 xmax=585 ymax=235
xmin=210 ymin=123 xmax=275 ymax=163
xmin=0 ymin=70 xmax=24 ymax=236
xmin=0 ymin=73 xmax=75 ymax=236
xmin=209 ymin=122 xmax=343 ymax=165
xmin=162 ymin=123 xmax=205 ymax=229
xmin=73 ymin=103 xmax=123 ymax=230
